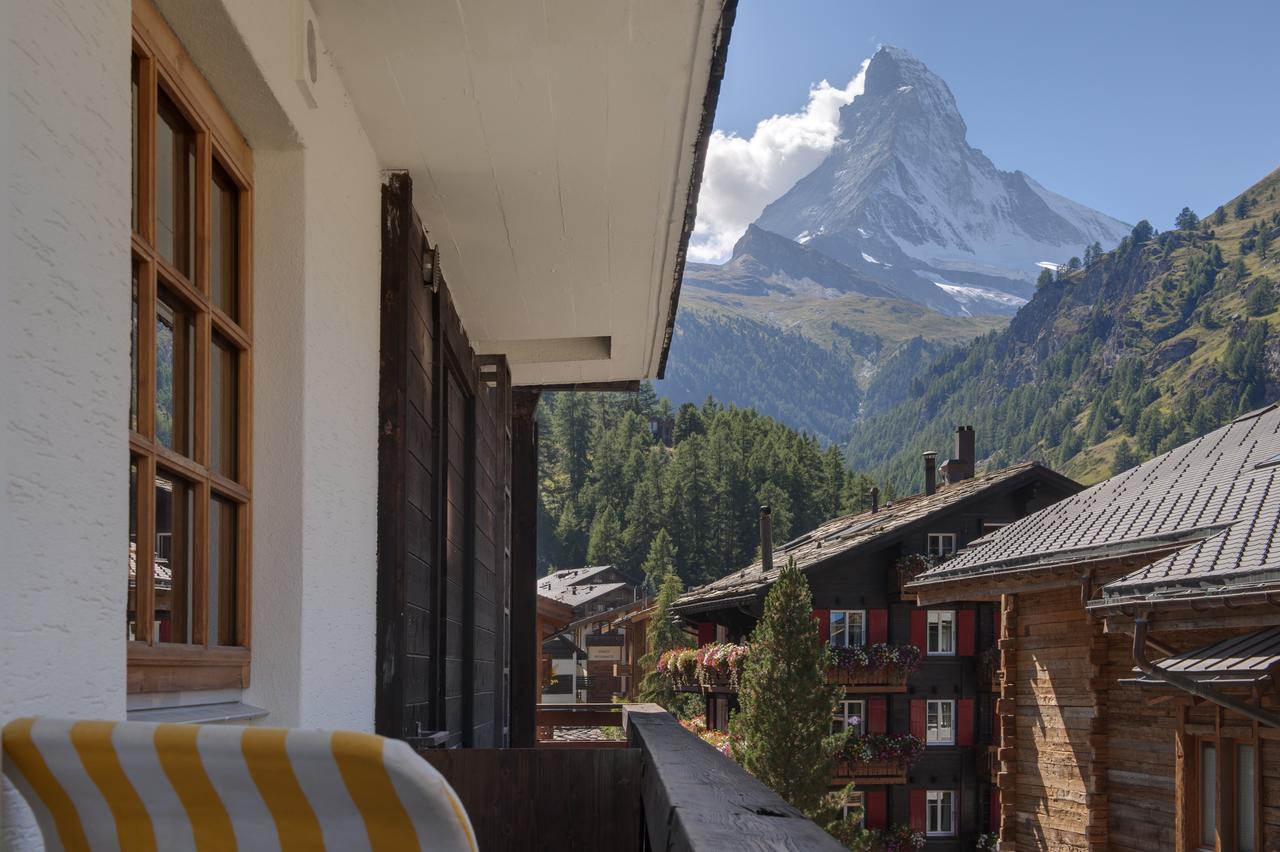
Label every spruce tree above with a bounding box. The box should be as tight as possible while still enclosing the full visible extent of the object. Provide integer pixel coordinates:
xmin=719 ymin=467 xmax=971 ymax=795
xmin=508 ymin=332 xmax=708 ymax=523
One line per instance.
xmin=639 ymin=529 xmax=677 ymax=595
xmin=585 ymin=504 xmax=623 ymax=566
xmin=1175 ymin=207 xmax=1199 ymax=230
xmin=636 ymin=567 xmax=696 ymax=715
xmin=731 ymin=558 xmax=840 ymax=816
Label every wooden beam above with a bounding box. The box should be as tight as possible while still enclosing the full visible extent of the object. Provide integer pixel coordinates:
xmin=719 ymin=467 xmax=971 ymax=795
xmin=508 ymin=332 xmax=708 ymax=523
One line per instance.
xmin=509 ymin=389 xmax=541 ymax=747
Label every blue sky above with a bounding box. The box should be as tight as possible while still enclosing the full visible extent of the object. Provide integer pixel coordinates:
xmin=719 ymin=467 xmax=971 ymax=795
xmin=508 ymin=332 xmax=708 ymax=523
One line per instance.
xmin=695 ymin=0 xmax=1280 ymax=258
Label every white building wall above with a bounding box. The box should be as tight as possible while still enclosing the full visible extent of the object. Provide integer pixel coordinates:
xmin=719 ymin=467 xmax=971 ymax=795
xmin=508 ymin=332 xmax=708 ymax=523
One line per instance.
xmin=3 ymin=0 xmax=383 ymax=844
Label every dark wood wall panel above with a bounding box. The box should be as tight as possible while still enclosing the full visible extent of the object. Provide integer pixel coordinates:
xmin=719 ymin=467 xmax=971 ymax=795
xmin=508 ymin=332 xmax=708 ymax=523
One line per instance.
xmin=377 ymin=171 xmax=514 ymax=749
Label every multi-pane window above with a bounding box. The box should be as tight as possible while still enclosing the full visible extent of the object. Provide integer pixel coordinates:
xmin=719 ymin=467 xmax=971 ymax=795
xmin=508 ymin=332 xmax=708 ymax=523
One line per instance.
xmin=129 ymin=0 xmax=253 ymax=691
xmin=832 ymin=700 xmax=865 ymax=735
xmin=842 ymin=790 xmax=864 ymax=825
xmin=830 ymin=610 xmax=866 ymax=648
xmin=1192 ymin=736 xmax=1257 ymax=852
xmin=926 ymin=790 xmax=956 ymax=836
xmin=927 ymin=533 xmax=956 ymax=558
xmin=926 ymin=700 xmax=955 ymax=745
xmin=927 ymin=610 xmax=956 ymax=655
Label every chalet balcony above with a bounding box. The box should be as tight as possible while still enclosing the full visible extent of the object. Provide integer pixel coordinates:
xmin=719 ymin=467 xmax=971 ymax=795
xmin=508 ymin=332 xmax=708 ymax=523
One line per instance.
xmin=422 ymin=703 xmax=845 ymax=851
xmin=659 ymin=642 xmax=922 ymax=694
xmin=831 ymin=733 xmax=925 ymax=786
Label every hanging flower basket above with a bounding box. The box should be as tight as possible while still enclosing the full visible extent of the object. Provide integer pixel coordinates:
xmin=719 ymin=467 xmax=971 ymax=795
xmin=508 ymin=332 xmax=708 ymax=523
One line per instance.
xmin=694 ymin=642 xmax=750 ymax=690
xmin=834 ymin=732 xmax=924 ymax=779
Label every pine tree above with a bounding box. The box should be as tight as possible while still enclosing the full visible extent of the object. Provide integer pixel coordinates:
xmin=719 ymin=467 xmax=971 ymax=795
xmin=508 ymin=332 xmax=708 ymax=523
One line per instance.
xmin=639 ymin=529 xmax=677 ymax=595
xmin=1112 ymin=440 xmax=1139 ymax=475
xmin=636 ymin=552 xmax=696 ymax=713
xmin=730 ymin=558 xmax=840 ymax=816
xmin=585 ymin=503 xmax=623 ymax=567
xmin=1214 ymin=206 xmax=1227 ymax=226
xmin=1175 ymin=207 xmax=1199 ymax=230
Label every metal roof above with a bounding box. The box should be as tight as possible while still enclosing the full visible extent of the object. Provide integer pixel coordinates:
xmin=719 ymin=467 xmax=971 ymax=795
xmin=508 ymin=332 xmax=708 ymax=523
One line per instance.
xmin=674 ymin=462 xmax=1078 ymax=613
xmin=911 ymin=404 xmax=1280 ymax=593
xmin=1122 ymin=627 xmax=1280 ymax=687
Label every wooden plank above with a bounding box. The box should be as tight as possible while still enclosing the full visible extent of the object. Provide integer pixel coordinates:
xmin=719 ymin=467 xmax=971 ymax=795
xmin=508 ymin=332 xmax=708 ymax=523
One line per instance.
xmin=623 ymin=704 xmax=844 ymax=851
xmin=422 ymin=748 xmax=641 ymax=851
xmin=509 ymin=389 xmax=541 ymax=747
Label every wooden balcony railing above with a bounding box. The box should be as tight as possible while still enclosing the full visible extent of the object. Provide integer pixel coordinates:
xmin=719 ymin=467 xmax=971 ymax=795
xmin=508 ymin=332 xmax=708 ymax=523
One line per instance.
xmin=420 ymin=704 xmax=845 ymax=851
xmin=832 ymin=755 xmax=910 ymax=785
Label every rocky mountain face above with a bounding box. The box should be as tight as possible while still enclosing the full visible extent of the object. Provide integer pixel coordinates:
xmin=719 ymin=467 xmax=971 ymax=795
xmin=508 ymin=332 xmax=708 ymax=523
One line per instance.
xmin=846 ymin=167 xmax=1280 ymax=491
xmin=754 ymin=46 xmax=1132 ymax=316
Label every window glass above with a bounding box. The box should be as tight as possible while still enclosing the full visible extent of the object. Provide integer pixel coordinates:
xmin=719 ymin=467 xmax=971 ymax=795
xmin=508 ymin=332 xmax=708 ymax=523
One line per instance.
xmin=1237 ymin=743 xmax=1256 ymax=852
xmin=128 ymin=459 xmax=139 ymax=639
xmin=211 ymin=161 xmax=239 ymax=320
xmin=830 ymin=610 xmax=866 ymax=647
xmin=926 ymin=790 xmax=955 ymax=835
xmin=155 ymin=288 xmax=194 ymax=456
xmin=833 ymin=700 xmax=865 ymax=734
xmin=155 ymin=91 xmax=195 ymax=277
xmin=928 ymin=533 xmax=956 ymax=558
xmin=843 ymin=791 xmax=864 ymax=825
xmin=927 ymin=700 xmax=954 ymax=745
xmin=132 ymin=55 xmax=140 ymax=234
xmin=211 ymin=333 xmax=238 ymax=478
xmin=1200 ymin=741 xmax=1216 ymax=849
xmin=131 ymin=262 xmax=139 ymax=432
xmin=154 ymin=471 xmax=194 ymax=644
xmin=928 ymin=610 xmax=955 ymax=655
xmin=209 ymin=496 xmax=238 ymax=645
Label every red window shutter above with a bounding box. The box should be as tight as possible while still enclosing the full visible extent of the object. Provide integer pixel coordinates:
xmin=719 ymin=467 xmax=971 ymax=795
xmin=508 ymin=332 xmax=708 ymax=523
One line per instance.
xmin=814 ymin=609 xmax=830 ymax=644
xmin=910 ymin=699 xmax=926 ymax=739
xmin=958 ymin=609 xmax=976 ymax=656
xmin=865 ymin=790 xmax=887 ymax=829
xmin=868 ymin=698 xmax=887 ymax=734
xmin=868 ymin=608 xmax=888 ymax=644
xmin=697 ymin=622 xmax=714 ymax=647
xmin=957 ymin=698 xmax=975 ymax=746
xmin=910 ymin=610 xmax=926 ymax=651
xmin=909 ymin=788 xmax=926 ymax=832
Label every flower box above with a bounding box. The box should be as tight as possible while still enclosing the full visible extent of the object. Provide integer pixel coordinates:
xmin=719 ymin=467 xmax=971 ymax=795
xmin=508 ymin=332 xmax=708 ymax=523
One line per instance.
xmin=826 ymin=643 xmax=922 ymax=688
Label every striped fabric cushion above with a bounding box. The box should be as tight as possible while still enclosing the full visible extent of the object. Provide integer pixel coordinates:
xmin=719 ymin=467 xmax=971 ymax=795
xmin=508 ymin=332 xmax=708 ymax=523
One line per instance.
xmin=2 ymin=718 xmax=476 ymax=852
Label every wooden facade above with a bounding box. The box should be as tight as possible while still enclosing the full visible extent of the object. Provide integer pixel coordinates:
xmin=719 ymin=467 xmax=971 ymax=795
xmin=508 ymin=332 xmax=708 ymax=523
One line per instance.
xmin=680 ymin=464 xmax=1080 ymax=848
xmin=376 ymin=172 xmax=518 ymax=748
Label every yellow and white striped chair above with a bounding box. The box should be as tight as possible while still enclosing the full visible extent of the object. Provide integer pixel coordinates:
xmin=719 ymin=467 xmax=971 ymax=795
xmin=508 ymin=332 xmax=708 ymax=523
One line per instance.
xmin=2 ymin=718 xmax=476 ymax=851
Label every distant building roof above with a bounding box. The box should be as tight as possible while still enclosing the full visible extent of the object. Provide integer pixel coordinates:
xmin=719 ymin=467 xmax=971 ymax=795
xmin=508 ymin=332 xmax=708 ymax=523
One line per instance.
xmin=674 ymin=462 xmax=1078 ymax=614
xmin=910 ymin=404 xmax=1280 ymax=597
xmin=537 ymin=565 xmax=641 ymax=608
xmin=1120 ymin=627 xmax=1280 ymax=688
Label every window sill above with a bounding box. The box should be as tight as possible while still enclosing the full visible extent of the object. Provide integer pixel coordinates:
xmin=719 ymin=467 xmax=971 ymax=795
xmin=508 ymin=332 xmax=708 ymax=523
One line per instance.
xmin=126 ymin=701 xmax=268 ymax=725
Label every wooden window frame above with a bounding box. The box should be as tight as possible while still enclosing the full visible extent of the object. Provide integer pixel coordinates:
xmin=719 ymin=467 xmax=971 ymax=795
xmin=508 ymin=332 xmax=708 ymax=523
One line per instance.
xmin=829 ymin=609 xmax=866 ymax=648
xmin=927 ymin=532 xmax=957 ymax=559
xmin=927 ymin=609 xmax=957 ymax=656
xmin=129 ymin=0 xmax=254 ymax=694
xmin=842 ymin=790 xmax=865 ymax=826
xmin=1177 ymin=705 xmax=1261 ymax=852
xmin=925 ymin=789 xmax=957 ymax=837
xmin=832 ymin=699 xmax=866 ymax=735
xmin=926 ymin=699 xmax=955 ymax=746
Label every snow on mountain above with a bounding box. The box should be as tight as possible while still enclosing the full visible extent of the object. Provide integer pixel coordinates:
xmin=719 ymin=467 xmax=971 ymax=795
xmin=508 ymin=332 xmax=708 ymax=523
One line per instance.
xmin=753 ymin=46 xmax=1131 ymax=315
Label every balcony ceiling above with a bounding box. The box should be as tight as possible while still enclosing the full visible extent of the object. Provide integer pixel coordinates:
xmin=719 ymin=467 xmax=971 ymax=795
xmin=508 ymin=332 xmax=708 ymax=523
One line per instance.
xmin=314 ymin=0 xmax=733 ymax=386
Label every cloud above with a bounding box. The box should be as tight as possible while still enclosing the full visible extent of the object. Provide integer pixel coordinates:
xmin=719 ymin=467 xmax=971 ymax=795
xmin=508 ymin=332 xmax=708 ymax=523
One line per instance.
xmin=688 ymin=61 xmax=869 ymax=264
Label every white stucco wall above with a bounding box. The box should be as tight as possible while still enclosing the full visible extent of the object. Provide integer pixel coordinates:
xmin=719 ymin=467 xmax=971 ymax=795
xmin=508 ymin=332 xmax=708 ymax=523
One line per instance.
xmin=3 ymin=0 xmax=381 ymax=844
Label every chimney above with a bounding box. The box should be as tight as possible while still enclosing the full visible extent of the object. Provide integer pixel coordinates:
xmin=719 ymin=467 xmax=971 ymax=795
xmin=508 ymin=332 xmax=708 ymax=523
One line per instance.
xmin=923 ymin=451 xmax=937 ymax=496
xmin=759 ymin=506 xmax=774 ymax=572
xmin=942 ymin=425 xmax=976 ymax=484
xmin=870 ymin=487 xmax=880 ymax=514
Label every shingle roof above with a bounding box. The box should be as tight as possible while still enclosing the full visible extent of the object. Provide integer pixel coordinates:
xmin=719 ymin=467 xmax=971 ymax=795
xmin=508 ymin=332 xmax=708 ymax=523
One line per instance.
xmin=911 ymin=404 xmax=1280 ymax=593
xmin=544 ymin=581 xmax=634 ymax=608
xmin=1121 ymin=627 xmax=1280 ymax=687
xmin=537 ymin=565 xmax=619 ymax=599
xmin=674 ymin=462 xmax=1075 ymax=613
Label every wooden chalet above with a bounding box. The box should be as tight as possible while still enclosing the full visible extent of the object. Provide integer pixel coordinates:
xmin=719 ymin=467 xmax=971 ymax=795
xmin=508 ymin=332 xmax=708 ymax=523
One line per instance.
xmin=672 ymin=428 xmax=1082 ymax=848
xmin=908 ymin=403 xmax=1280 ymax=852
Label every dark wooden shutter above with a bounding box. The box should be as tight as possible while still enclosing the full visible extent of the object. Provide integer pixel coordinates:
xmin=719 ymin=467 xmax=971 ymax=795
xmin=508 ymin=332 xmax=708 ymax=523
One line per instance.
xmin=865 ymin=789 xmax=887 ymax=829
xmin=994 ymin=608 xmax=1002 ymax=643
xmin=868 ymin=608 xmax=888 ymax=644
xmin=909 ymin=788 xmax=926 ymax=832
xmin=814 ymin=609 xmax=830 ymax=645
xmin=910 ymin=610 xmax=927 ymax=651
xmin=957 ymin=698 xmax=975 ymax=746
xmin=989 ymin=786 xmax=1001 ymax=832
xmin=958 ymin=609 xmax=976 ymax=656
xmin=697 ymin=622 xmax=715 ymax=647
xmin=910 ymin=699 xmax=926 ymax=739
xmin=868 ymin=698 xmax=887 ymax=734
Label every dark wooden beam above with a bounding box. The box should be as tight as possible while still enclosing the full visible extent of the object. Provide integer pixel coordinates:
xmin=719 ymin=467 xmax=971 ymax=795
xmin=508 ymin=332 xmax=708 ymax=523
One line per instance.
xmin=509 ymin=388 xmax=541 ymax=747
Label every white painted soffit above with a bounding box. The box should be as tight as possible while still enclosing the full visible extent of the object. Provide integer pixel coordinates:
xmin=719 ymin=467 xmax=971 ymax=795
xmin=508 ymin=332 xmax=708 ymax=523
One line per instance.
xmin=314 ymin=0 xmax=735 ymax=387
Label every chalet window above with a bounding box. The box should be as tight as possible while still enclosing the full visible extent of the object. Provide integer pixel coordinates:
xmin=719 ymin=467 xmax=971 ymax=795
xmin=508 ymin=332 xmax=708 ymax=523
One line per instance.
xmin=129 ymin=0 xmax=253 ymax=692
xmin=830 ymin=610 xmax=866 ymax=647
xmin=832 ymin=699 xmax=865 ymax=735
xmin=925 ymin=790 xmax=956 ymax=836
xmin=843 ymin=790 xmax=865 ymax=826
xmin=927 ymin=610 xmax=956 ymax=655
xmin=926 ymin=699 xmax=954 ymax=745
xmin=1187 ymin=733 xmax=1257 ymax=852
xmin=927 ymin=533 xmax=956 ymax=558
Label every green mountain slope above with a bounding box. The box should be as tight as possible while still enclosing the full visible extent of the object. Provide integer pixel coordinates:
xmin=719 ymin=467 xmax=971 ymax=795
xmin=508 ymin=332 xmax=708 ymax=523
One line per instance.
xmin=847 ymin=167 xmax=1280 ymax=490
